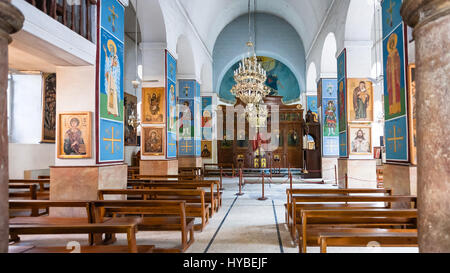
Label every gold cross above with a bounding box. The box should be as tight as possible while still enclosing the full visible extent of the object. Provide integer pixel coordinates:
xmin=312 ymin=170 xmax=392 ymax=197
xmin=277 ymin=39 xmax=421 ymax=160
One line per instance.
xmin=103 ymin=127 xmax=121 ymax=154
xmin=387 ymin=125 xmax=403 ymax=152
xmin=168 ymin=142 xmax=176 ymax=151
xmin=387 ymin=0 xmax=396 ymax=26
xmin=181 ymin=141 xmax=192 ymax=153
xmin=109 ymin=6 xmax=118 ymax=24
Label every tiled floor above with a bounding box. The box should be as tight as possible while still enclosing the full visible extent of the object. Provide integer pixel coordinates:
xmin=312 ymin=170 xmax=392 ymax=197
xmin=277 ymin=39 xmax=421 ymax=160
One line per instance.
xmin=11 ymin=177 xmax=419 ymax=253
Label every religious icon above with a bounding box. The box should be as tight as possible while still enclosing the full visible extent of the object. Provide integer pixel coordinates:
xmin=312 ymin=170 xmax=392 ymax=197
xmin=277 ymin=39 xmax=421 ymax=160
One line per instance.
xmin=142 ymin=127 xmax=164 ymax=156
xmin=41 ymin=73 xmax=56 ymax=143
xmin=288 ymin=129 xmax=299 ymax=147
xmin=142 ymin=87 xmax=165 ymax=124
xmin=386 ymin=33 xmax=402 ymax=115
xmin=124 ymin=93 xmax=137 ymax=146
xmin=254 ymin=158 xmax=260 ymax=168
xmin=349 ymin=124 xmax=372 ymax=155
xmin=179 ymin=100 xmax=193 ymax=138
xmin=58 ymin=112 xmax=92 ymax=159
xmin=202 ymin=110 xmax=212 ymax=128
xmin=347 ymin=79 xmax=373 ymax=122
xmin=168 ymin=83 xmax=176 ymax=132
xmin=408 ymin=64 xmax=417 ymax=165
xmin=103 ymin=39 xmax=121 ymax=117
xmin=324 ymin=100 xmax=338 ymax=136
xmin=338 ymin=80 xmax=346 ymax=132
xmin=201 ymin=141 xmax=212 ymax=159
xmin=261 ymin=158 xmax=267 ymax=168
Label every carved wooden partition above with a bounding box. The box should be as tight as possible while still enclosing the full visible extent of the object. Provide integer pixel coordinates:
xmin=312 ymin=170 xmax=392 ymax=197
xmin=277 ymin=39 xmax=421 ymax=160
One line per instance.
xmin=218 ymin=96 xmax=305 ymax=169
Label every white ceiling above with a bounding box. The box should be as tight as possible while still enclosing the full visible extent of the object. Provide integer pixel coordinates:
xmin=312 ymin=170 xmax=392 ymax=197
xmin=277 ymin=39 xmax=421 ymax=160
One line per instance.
xmin=178 ymin=0 xmax=334 ymax=53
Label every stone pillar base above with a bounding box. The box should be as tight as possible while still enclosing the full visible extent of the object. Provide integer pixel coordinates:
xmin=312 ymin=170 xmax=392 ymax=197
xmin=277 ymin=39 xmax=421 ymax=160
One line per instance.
xmin=383 ymin=164 xmax=417 ymax=196
xmin=338 ymin=159 xmax=377 ymax=188
xmin=322 ymin=157 xmax=338 ymax=184
xmin=178 ymin=157 xmax=203 ymax=168
xmin=140 ymin=159 xmax=178 ymax=175
xmin=383 ymin=163 xmax=417 ymax=208
xmin=49 ymin=164 xmax=128 ymax=217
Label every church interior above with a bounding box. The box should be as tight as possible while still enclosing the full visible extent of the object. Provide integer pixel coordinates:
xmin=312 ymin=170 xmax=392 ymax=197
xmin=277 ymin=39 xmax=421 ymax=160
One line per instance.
xmin=0 ymin=0 xmax=449 ymax=255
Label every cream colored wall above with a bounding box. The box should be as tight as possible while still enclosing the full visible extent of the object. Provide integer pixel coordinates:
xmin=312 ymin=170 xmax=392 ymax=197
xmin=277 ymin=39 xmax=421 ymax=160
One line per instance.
xmin=8 ymin=143 xmax=55 ymax=179
xmin=55 ymin=66 xmax=96 ymax=166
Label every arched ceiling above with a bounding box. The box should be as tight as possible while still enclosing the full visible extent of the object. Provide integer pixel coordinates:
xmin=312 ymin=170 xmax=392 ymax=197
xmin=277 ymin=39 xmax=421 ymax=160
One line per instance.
xmin=177 ymin=0 xmax=334 ymax=53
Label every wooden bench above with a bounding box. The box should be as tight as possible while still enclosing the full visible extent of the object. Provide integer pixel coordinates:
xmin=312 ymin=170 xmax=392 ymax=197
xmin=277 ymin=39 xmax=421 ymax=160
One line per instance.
xmin=136 ymin=175 xmax=199 ymax=181
xmin=9 ymin=184 xmax=40 ymax=216
xmin=289 ymin=195 xmax=417 ymax=242
xmin=9 ymin=223 xmax=154 ymax=253
xmin=99 ymin=189 xmax=210 ymax=231
xmin=285 ymin=188 xmax=393 ymax=228
xmin=318 ymin=229 xmax=418 ymax=253
xmin=91 ymin=200 xmax=195 ymax=253
xmin=8 ymin=200 xmax=94 ymax=244
xmin=128 ymin=180 xmax=222 ymax=215
xmin=298 ymin=209 xmax=417 ymax=253
xmin=9 ymin=179 xmax=50 ymax=193
xmin=179 ymin=167 xmax=203 ymax=178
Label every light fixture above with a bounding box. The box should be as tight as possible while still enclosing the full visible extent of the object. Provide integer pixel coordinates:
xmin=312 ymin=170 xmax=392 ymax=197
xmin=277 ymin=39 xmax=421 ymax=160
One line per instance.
xmin=230 ymin=0 xmax=270 ymax=127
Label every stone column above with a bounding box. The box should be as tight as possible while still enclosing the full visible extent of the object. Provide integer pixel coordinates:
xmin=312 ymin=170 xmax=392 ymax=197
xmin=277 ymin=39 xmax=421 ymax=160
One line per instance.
xmin=0 ymin=0 xmax=24 ymax=253
xmin=401 ymin=0 xmax=450 ymax=253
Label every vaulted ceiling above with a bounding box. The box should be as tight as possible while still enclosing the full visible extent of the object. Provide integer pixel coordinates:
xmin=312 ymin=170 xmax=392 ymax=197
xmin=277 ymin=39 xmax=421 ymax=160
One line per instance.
xmin=178 ymin=0 xmax=334 ymax=53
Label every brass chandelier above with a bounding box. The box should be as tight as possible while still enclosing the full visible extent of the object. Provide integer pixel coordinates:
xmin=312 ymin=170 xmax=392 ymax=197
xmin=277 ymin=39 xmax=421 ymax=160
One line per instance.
xmin=230 ymin=0 xmax=270 ymax=127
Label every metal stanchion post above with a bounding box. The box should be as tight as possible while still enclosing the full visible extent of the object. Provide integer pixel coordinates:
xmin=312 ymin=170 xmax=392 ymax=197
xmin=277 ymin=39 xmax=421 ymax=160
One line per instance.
xmin=236 ymin=168 xmax=244 ymax=196
xmin=289 ymin=172 xmax=293 ymax=192
xmin=334 ymin=165 xmax=338 ymax=186
xmin=220 ymin=166 xmax=224 ymax=191
xmin=258 ymin=171 xmax=268 ymax=200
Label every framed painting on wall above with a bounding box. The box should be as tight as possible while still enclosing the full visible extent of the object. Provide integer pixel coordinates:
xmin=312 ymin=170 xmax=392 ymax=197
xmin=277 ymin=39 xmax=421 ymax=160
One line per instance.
xmin=201 ymin=141 xmax=212 ymax=159
xmin=141 ymin=87 xmax=165 ymax=124
xmin=41 ymin=73 xmax=56 ymax=143
xmin=142 ymin=126 xmax=165 ymax=156
xmin=58 ymin=112 xmax=92 ymax=159
xmin=347 ymin=79 xmax=374 ymax=122
xmin=124 ymin=92 xmax=137 ymax=146
xmin=348 ymin=124 xmax=372 ymax=155
xmin=408 ymin=63 xmax=416 ymax=165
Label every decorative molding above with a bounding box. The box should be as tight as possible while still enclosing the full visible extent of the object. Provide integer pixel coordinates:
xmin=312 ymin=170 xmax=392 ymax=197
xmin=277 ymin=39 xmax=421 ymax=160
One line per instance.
xmin=0 ymin=0 xmax=24 ymax=43
xmin=401 ymin=0 xmax=450 ymax=29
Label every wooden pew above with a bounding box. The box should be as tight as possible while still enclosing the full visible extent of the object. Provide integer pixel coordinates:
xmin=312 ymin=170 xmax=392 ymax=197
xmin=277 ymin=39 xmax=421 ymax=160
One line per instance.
xmin=318 ymin=229 xmax=418 ymax=253
xmin=128 ymin=180 xmax=222 ymax=215
xmin=128 ymin=166 xmax=139 ymax=179
xmin=179 ymin=167 xmax=203 ymax=179
xmin=298 ymin=209 xmax=417 ymax=253
xmin=289 ymin=195 xmax=417 ymax=243
xmin=285 ymin=188 xmax=393 ymax=229
xmin=9 ymin=223 xmax=154 ymax=253
xmin=9 ymin=179 xmax=50 ymax=194
xmin=8 ymin=200 xmax=94 ymax=244
xmin=99 ymin=189 xmax=210 ymax=231
xmin=91 ymin=200 xmax=195 ymax=253
xmin=9 ymin=184 xmax=39 ymax=216
xmin=136 ymin=174 xmax=198 ymax=181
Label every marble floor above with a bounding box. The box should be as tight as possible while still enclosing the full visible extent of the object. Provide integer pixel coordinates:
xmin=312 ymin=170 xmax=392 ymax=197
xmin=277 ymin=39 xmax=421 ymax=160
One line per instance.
xmin=11 ymin=177 xmax=419 ymax=253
